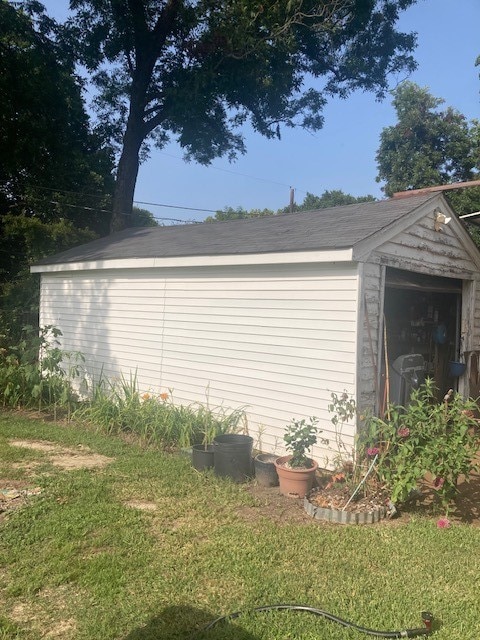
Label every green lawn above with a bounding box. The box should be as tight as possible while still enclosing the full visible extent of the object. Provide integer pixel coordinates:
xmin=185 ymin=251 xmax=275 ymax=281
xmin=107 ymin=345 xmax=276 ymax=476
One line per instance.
xmin=0 ymin=411 xmax=479 ymax=640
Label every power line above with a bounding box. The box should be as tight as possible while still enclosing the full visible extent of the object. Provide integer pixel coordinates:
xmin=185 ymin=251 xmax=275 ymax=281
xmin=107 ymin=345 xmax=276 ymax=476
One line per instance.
xmin=48 ymin=200 xmax=199 ymax=224
xmin=157 ymin=150 xmax=309 ymax=194
xmin=133 ymin=199 xmax=216 ymax=213
xmin=30 ymin=185 xmax=217 ymax=214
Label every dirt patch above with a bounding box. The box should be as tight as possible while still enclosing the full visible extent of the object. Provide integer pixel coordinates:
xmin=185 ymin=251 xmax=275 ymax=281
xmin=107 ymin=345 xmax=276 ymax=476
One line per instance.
xmin=8 ymin=585 xmax=79 ymax=639
xmin=9 ymin=439 xmax=113 ymax=470
xmin=0 ymin=481 xmax=42 ymax=520
xmin=1 ymin=440 xmax=113 ymax=519
xmin=241 ymin=469 xmax=480 ymax=527
xmin=125 ymin=500 xmax=157 ymax=511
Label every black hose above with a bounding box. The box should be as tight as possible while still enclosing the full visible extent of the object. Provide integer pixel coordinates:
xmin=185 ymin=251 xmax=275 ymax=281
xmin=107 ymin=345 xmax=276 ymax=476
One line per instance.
xmin=200 ymin=604 xmax=434 ymax=638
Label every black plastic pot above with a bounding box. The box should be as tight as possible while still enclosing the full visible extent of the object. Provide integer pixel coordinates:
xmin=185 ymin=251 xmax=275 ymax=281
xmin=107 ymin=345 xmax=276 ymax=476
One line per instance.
xmin=192 ymin=444 xmax=214 ymax=471
xmin=213 ymin=434 xmax=253 ymax=483
xmin=254 ymin=453 xmax=279 ymax=487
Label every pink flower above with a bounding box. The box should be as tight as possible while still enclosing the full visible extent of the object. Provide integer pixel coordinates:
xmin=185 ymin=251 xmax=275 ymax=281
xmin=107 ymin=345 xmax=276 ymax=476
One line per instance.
xmin=437 ymin=517 xmax=451 ymax=529
xmin=397 ymin=427 xmax=410 ymax=438
xmin=367 ymin=447 xmax=380 ymax=457
xmin=433 ymin=477 xmax=445 ymax=490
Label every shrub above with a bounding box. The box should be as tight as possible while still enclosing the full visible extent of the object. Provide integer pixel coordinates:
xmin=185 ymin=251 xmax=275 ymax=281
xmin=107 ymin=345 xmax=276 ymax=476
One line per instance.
xmin=0 ymin=325 xmax=83 ymax=418
xmin=360 ymin=378 xmax=480 ymax=512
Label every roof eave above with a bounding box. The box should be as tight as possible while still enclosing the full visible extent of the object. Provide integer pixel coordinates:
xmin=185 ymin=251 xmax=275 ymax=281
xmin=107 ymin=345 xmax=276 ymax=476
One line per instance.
xmin=30 ymin=248 xmax=355 ymax=274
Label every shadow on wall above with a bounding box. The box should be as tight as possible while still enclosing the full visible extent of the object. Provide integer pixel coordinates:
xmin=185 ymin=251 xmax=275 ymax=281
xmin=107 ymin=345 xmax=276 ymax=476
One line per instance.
xmin=122 ymin=605 xmax=260 ymax=640
xmin=57 ymin=275 xmax=116 ymax=394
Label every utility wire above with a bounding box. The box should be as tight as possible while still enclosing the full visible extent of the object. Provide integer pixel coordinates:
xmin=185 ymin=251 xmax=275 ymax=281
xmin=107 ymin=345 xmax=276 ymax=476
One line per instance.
xmin=157 ymin=150 xmax=309 ymax=194
xmin=48 ymin=200 xmax=199 ymax=224
xmin=29 ymin=185 xmax=218 ymax=215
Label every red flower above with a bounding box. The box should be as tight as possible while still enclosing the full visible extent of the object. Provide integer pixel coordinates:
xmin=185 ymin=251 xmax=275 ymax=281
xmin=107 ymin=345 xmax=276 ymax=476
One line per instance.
xmin=437 ymin=517 xmax=451 ymax=529
xmin=367 ymin=447 xmax=380 ymax=457
xmin=397 ymin=427 xmax=410 ymax=438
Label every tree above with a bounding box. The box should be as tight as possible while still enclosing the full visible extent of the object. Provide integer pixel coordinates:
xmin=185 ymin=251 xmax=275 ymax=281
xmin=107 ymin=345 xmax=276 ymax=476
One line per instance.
xmin=205 ymin=206 xmax=275 ymax=222
xmin=130 ymin=206 xmax=158 ymax=226
xmin=376 ymin=82 xmax=480 ymax=202
xmin=0 ymin=1 xmax=115 ymax=332
xmin=284 ymin=189 xmax=376 ymax=212
xmin=376 ymin=82 xmax=480 ymax=245
xmin=0 ymin=0 xmax=114 ymax=234
xmin=67 ymin=0 xmax=418 ymax=232
xmin=206 ymin=189 xmax=375 ymax=221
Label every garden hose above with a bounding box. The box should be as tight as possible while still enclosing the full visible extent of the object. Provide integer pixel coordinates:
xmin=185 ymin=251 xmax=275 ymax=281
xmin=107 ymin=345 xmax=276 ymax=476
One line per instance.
xmin=199 ymin=604 xmax=434 ymax=638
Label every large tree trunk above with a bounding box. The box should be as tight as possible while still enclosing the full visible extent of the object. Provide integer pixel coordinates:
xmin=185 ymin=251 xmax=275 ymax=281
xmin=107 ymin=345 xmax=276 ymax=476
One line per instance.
xmin=110 ymin=120 xmax=144 ymax=233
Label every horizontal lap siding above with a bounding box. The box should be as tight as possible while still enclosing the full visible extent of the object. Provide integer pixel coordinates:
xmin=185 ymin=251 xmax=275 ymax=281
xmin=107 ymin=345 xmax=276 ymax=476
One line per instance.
xmin=374 ymin=217 xmax=479 ymax=277
xmin=39 ymin=272 xmax=167 ymax=386
xmin=160 ymin=263 xmax=359 ymax=464
xmin=39 ymin=262 xmax=359 ymax=467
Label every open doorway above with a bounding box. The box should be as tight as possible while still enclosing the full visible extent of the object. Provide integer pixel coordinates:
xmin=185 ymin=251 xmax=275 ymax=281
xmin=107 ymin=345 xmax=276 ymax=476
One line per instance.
xmin=382 ymin=268 xmax=463 ymax=405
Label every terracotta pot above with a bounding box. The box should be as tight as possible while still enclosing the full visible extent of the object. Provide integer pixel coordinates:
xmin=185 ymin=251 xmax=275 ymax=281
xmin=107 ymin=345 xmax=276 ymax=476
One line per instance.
xmin=274 ymin=455 xmax=318 ymax=498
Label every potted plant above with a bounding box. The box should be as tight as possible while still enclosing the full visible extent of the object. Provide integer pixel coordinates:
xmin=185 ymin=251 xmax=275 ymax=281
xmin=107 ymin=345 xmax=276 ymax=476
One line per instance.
xmin=191 ymin=403 xmax=246 ymax=472
xmin=274 ymin=416 xmax=324 ymax=498
xmin=191 ymin=426 xmax=216 ymax=471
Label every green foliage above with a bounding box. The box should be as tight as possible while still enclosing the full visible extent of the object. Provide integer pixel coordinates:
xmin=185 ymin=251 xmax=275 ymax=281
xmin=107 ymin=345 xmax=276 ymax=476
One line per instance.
xmin=206 ymin=190 xmax=376 ymax=222
xmin=283 ymin=416 xmax=323 ymax=468
xmin=75 ymin=376 xmax=245 ymax=450
xmin=0 ymin=1 xmax=115 ymax=331
xmin=130 ymin=207 xmax=158 ymax=227
xmin=0 ymin=1 xmax=114 ymax=230
xmin=361 ymin=379 xmax=480 ymax=512
xmin=283 ymin=190 xmax=377 ymax=213
xmin=376 ymin=82 xmax=480 ymax=203
xmin=66 ymin=0 xmax=417 ymax=229
xmin=327 ymin=390 xmax=357 ymax=469
xmin=205 ymin=206 xmax=275 ymax=222
xmin=0 ymin=325 xmax=84 ymax=418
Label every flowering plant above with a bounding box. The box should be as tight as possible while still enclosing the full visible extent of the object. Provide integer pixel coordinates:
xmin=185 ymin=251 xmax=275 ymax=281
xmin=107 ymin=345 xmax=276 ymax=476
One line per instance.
xmin=360 ymin=378 xmax=480 ymax=512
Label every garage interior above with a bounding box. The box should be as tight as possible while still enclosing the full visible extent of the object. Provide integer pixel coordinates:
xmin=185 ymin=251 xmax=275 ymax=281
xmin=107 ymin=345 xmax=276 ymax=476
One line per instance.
xmin=382 ymin=267 xmax=463 ymax=405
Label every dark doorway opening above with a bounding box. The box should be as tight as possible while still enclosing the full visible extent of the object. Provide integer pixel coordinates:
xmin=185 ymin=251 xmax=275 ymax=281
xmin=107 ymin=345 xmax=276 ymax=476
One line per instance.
xmin=383 ymin=268 xmax=463 ymax=403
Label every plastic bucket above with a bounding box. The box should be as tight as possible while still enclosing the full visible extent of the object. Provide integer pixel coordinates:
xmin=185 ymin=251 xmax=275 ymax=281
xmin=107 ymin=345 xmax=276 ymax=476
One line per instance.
xmin=213 ymin=434 xmax=253 ymax=483
xmin=192 ymin=444 xmax=214 ymax=471
xmin=254 ymin=453 xmax=279 ymax=487
xmin=448 ymin=361 xmax=466 ymax=377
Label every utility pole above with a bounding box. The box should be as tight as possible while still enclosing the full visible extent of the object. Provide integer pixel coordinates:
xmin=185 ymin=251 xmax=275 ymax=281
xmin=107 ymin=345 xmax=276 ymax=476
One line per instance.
xmin=289 ymin=187 xmax=295 ymax=213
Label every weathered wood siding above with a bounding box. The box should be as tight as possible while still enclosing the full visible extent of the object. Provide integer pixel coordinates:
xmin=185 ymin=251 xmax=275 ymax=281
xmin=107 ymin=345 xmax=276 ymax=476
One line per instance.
xmin=364 ymin=211 xmax=480 ymax=401
xmin=39 ymin=262 xmax=359 ymax=465
xmin=357 ymin=262 xmax=384 ymax=417
xmin=371 ymin=212 xmax=479 ymax=278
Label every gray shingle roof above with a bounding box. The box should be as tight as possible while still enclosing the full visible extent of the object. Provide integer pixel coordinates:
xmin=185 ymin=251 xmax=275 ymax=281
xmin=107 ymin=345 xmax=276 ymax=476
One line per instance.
xmin=34 ymin=194 xmax=437 ymax=265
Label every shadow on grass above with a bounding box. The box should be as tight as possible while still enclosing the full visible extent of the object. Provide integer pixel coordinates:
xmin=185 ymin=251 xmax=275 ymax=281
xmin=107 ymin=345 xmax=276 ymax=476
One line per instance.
xmin=123 ymin=605 xmax=260 ymax=640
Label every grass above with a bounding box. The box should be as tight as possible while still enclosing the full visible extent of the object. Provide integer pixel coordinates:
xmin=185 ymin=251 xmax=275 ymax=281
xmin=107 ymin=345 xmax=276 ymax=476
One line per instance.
xmin=0 ymin=411 xmax=480 ymax=640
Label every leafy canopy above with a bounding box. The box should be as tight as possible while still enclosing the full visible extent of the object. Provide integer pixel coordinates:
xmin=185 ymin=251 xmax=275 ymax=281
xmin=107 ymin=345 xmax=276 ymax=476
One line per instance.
xmin=206 ymin=189 xmax=376 ymax=221
xmin=66 ymin=0 xmax=418 ymax=229
xmin=376 ymin=82 xmax=480 ymax=203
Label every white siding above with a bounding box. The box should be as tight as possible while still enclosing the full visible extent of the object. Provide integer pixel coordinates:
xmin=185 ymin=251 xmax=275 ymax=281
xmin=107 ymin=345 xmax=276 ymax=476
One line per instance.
xmin=39 ymin=262 xmax=359 ymax=467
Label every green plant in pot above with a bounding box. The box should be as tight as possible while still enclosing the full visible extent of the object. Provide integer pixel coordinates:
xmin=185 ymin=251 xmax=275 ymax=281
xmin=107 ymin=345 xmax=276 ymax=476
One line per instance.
xmin=275 ymin=417 xmax=327 ymax=498
xmin=191 ymin=403 xmax=245 ymax=472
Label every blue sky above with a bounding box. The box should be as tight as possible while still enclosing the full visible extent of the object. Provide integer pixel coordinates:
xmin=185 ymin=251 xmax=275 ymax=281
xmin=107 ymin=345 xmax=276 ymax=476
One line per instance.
xmin=44 ymin=0 xmax=479 ymax=222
